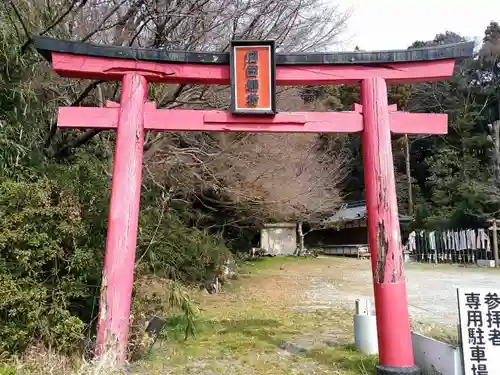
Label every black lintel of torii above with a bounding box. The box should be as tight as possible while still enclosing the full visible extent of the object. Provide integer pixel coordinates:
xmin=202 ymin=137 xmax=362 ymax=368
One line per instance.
xmin=33 ymin=36 xmax=475 ymax=66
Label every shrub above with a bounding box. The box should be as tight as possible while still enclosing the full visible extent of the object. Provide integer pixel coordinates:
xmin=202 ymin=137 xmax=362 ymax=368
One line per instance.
xmin=0 ymin=178 xmax=100 ymax=352
xmin=0 ymin=167 xmax=233 ymax=354
xmin=135 ymin=198 xmax=233 ymax=282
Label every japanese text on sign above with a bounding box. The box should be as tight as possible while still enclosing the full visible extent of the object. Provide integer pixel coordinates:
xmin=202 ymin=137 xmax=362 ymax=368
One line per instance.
xmin=245 ymin=50 xmax=259 ymax=107
xmin=458 ymin=288 xmax=500 ymax=375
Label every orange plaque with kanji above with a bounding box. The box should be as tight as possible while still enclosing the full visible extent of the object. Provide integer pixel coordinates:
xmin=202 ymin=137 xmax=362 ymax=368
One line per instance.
xmin=230 ymin=40 xmax=276 ymax=115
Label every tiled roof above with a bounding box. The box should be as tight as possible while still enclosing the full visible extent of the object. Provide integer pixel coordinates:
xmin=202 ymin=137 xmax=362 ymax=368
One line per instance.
xmin=323 ymin=201 xmax=366 ymax=224
xmin=323 ymin=201 xmax=412 ymax=224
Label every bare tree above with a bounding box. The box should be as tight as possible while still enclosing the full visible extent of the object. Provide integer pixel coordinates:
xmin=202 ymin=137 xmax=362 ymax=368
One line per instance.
xmin=141 ymin=87 xmax=348 ymax=253
xmin=5 ymin=0 xmax=351 ymax=232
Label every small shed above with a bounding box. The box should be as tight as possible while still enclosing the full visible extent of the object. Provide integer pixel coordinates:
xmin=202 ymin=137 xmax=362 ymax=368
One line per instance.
xmin=306 ymin=201 xmax=412 ymax=256
xmin=260 ymin=222 xmax=297 ymax=256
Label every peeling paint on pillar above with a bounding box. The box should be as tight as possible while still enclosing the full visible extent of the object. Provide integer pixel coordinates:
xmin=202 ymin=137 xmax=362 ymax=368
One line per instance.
xmin=95 ymin=273 xmax=107 ymax=356
xmin=376 ymin=221 xmax=388 ymax=283
xmin=99 ymin=274 xmax=108 ymax=321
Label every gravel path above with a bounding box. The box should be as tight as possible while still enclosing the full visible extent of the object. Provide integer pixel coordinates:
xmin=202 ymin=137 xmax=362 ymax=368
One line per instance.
xmin=406 ymin=266 xmax=500 ymax=325
xmin=303 ymin=260 xmax=500 ymax=327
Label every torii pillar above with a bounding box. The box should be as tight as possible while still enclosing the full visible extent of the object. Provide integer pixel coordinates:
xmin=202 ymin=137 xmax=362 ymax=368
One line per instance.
xmin=34 ymin=36 xmax=474 ymax=374
xmin=359 ymin=84 xmax=415 ymax=373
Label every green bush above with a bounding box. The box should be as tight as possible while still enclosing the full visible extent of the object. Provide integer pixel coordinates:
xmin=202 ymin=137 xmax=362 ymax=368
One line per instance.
xmin=136 ymin=204 xmax=233 ymax=282
xmin=0 ymin=168 xmax=233 ymax=353
xmin=0 ymin=178 xmax=101 ymax=353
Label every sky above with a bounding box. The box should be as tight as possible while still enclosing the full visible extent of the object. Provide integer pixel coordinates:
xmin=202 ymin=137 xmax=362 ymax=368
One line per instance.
xmin=337 ymin=0 xmax=500 ymax=51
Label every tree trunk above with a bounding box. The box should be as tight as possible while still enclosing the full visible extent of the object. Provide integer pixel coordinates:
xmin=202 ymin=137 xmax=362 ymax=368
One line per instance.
xmin=404 ymin=134 xmax=413 ymax=216
xmin=493 ymin=120 xmax=500 ymax=184
xmin=297 ymin=222 xmax=305 ymax=256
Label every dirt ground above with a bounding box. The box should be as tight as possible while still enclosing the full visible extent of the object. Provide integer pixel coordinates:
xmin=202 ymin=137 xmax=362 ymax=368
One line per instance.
xmin=130 ymin=256 xmax=500 ymax=375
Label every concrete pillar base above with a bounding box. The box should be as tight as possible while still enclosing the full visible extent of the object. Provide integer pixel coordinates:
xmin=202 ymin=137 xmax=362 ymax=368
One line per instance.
xmin=376 ymin=364 xmax=420 ymax=375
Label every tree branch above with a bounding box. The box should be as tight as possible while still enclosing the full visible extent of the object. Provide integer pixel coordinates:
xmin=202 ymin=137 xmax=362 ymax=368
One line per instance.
xmin=44 ymin=80 xmax=105 ymax=150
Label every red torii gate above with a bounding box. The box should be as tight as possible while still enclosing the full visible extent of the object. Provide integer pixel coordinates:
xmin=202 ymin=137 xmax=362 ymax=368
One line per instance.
xmin=34 ymin=37 xmax=473 ymax=375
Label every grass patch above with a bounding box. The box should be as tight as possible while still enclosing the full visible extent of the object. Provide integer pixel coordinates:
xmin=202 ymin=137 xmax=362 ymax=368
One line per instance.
xmin=428 ymin=329 xmax=460 ymax=346
xmin=131 ymin=256 xmax=376 ymax=375
xmin=411 ymin=323 xmax=460 ymax=346
xmin=0 ymin=366 xmax=16 ymax=375
xmin=242 ymin=255 xmax=315 ymax=272
xmin=306 ymin=345 xmax=377 ymax=375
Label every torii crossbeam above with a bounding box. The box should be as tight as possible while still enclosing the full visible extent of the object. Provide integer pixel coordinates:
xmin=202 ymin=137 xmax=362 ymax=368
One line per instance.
xmin=34 ymin=37 xmax=474 ymax=375
xmin=59 ymin=101 xmax=446 ymax=134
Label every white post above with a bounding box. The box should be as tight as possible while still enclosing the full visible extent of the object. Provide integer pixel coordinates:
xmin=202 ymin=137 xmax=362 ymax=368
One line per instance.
xmin=353 ymin=298 xmax=379 ymax=355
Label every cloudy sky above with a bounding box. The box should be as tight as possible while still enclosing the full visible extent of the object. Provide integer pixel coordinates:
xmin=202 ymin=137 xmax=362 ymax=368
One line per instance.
xmin=337 ymin=0 xmax=500 ymax=50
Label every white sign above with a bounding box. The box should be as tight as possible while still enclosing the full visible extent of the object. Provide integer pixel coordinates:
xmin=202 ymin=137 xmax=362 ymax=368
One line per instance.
xmin=457 ymin=288 xmax=500 ymax=375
